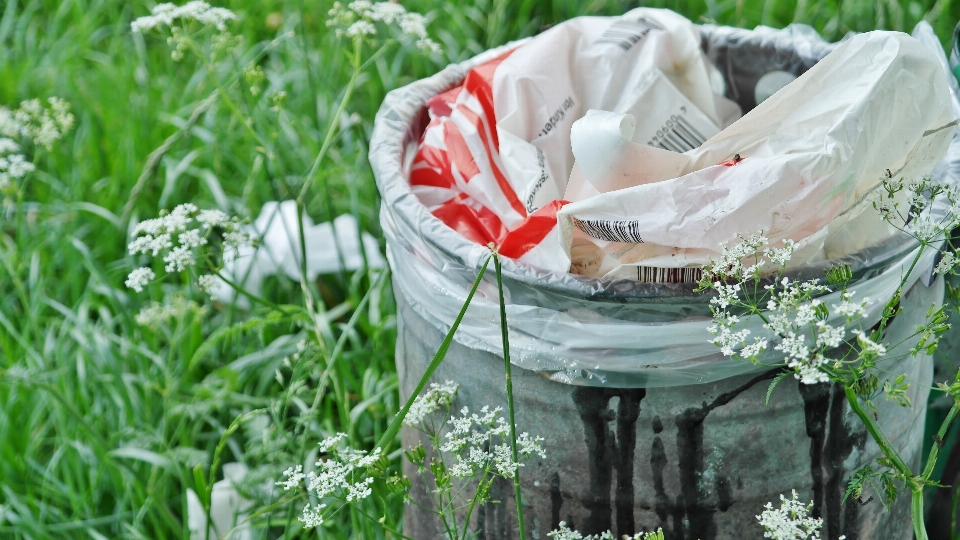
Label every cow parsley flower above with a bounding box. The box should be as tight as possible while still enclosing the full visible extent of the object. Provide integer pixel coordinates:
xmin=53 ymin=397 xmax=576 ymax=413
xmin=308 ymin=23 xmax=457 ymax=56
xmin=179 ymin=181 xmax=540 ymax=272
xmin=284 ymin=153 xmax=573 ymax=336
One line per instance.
xmin=404 ymin=380 xmax=459 ymax=427
xmin=440 ymin=405 xmax=545 ymax=479
xmin=131 ymin=1 xmax=237 ymax=32
xmin=196 ymin=274 xmax=221 ymax=294
xmin=831 ymin=292 xmax=868 ymax=319
xmin=757 ymin=490 xmax=823 ymax=539
xmin=125 ymin=267 xmax=155 ymax=292
xmin=936 ymin=251 xmax=958 ymax=275
xmin=326 ymin=1 xmax=440 ymax=53
xmin=547 ymin=522 xmax=665 ymax=540
xmin=127 ymin=204 xmax=253 ymax=290
xmin=0 ymin=138 xmax=19 ymax=153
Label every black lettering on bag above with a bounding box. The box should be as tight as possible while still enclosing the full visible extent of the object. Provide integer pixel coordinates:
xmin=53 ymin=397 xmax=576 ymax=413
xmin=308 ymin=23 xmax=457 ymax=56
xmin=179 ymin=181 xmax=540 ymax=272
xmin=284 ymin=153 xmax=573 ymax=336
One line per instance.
xmin=526 ymin=148 xmax=549 ymax=213
xmin=538 ymin=97 xmax=576 ymax=139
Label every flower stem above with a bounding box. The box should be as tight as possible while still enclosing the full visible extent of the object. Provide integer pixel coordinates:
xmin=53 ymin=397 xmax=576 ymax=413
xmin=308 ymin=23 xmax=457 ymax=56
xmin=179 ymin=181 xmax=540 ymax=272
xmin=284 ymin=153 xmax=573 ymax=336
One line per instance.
xmin=494 ymin=252 xmax=526 ymax=539
xmin=843 ymin=385 xmax=928 ymax=538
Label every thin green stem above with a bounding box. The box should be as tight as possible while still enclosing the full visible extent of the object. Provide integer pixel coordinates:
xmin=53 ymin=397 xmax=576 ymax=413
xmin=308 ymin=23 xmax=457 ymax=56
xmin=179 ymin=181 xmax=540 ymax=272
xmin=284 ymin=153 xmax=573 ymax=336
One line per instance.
xmin=494 ymin=252 xmax=526 ymax=539
xmin=843 ymin=385 xmax=929 ymax=538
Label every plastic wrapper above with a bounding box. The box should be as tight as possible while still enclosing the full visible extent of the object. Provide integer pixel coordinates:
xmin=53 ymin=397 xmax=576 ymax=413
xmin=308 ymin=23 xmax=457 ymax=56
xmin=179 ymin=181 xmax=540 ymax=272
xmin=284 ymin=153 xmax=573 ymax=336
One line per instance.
xmin=371 ymin=20 xmax=960 ymax=387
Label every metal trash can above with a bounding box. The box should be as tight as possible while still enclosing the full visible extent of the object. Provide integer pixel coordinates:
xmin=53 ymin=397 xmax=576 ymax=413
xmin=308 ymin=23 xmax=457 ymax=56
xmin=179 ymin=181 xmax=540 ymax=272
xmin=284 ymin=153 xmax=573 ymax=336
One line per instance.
xmin=370 ymin=21 xmax=960 ymax=540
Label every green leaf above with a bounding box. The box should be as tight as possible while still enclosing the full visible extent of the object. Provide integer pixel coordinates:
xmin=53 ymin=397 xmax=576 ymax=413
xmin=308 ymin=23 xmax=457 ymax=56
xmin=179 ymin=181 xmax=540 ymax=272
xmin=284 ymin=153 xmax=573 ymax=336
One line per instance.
xmin=192 ymin=464 xmax=209 ymax=508
xmin=765 ymin=371 xmax=791 ymax=405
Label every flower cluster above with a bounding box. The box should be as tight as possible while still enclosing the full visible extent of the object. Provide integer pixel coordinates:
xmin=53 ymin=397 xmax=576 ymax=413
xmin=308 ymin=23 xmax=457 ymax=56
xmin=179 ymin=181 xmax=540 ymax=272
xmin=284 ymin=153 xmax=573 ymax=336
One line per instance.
xmin=874 ymin=174 xmax=960 ymax=244
xmin=439 ymin=406 xmax=545 ymax=479
xmin=703 ymin=232 xmax=882 ymax=385
xmin=131 ymin=1 xmax=236 ymax=32
xmin=126 ymin=204 xmax=254 ymax=294
xmin=327 ymin=1 xmax=441 ymax=53
xmin=0 ymin=97 xmax=74 ymax=190
xmin=756 ymin=490 xmax=841 ymax=540
xmin=404 ymin=380 xmax=459 ymax=427
xmin=276 ymin=433 xmax=383 ymax=529
xmin=547 ymin=522 xmax=665 ymax=540
xmin=0 ymin=97 xmax=75 ymax=151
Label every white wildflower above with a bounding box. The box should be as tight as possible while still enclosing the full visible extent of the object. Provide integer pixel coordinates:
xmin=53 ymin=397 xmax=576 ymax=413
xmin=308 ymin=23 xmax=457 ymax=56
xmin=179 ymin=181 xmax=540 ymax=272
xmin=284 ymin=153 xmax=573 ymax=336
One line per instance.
xmin=300 ymin=503 xmax=326 ymax=528
xmin=326 ymin=1 xmax=440 ymax=53
xmin=178 ymin=228 xmax=207 ymax=248
xmin=874 ymin=198 xmax=895 ymax=220
xmin=125 ymin=267 xmax=155 ymax=292
xmin=793 ymin=301 xmax=820 ymax=326
xmin=757 ymin=490 xmax=823 ymax=539
xmin=0 ymin=138 xmax=19 ymax=153
xmin=197 ymin=274 xmax=221 ymax=294
xmin=710 ymin=282 xmax=741 ymax=310
xmin=131 ymin=1 xmax=237 ymax=32
xmin=831 ymin=292 xmax=868 ymax=319
xmin=318 ymin=433 xmax=348 ymax=453
xmin=404 ymin=380 xmax=459 ymax=427
xmin=740 ymin=338 xmax=769 ymax=359
xmin=516 ymin=432 xmax=546 ymax=459
xmin=276 ymin=465 xmax=305 ymax=491
xmin=763 ymin=240 xmax=796 ymax=267
xmin=163 ymin=245 xmax=195 ymax=272
xmin=814 ymin=322 xmax=845 ymax=349
xmin=775 ymin=333 xmax=809 ymax=362
xmin=441 ymin=405 xmax=543 ymax=479
xmin=936 ymin=251 xmax=958 ymax=275
xmin=910 ymin=214 xmax=942 ymax=243
xmin=346 ymin=20 xmax=376 ymax=36
xmin=222 ymin=229 xmax=255 ymax=251
xmin=708 ymin=323 xmax=751 ymax=357
xmin=162 ymin=203 xmax=197 ymax=232
xmin=197 ymin=209 xmax=230 ymax=229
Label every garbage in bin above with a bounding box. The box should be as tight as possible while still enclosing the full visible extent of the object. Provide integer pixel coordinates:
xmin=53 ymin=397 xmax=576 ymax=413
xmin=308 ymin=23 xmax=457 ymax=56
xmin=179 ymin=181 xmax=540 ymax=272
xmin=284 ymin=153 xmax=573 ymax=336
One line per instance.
xmin=410 ymin=8 xmax=956 ymax=282
xmin=370 ymin=11 xmax=960 ymax=539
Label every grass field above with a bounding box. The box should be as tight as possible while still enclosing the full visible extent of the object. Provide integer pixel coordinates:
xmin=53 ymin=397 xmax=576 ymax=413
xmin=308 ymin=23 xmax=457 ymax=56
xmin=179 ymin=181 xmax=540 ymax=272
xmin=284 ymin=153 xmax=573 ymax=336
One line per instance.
xmin=2 ymin=0 xmax=959 ymax=538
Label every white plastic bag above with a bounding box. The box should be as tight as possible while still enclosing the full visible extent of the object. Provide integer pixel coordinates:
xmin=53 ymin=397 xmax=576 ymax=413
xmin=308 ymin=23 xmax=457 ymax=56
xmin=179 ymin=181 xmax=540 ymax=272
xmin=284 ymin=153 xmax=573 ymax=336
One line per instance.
xmin=558 ymin=31 xmax=956 ymax=279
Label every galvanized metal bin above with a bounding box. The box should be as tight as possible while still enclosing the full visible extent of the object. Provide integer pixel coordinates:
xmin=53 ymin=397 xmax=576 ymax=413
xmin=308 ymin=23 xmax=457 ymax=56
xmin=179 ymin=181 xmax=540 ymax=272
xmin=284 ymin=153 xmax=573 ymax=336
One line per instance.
xmin=370 ymin=21 xmax=960 ymax=540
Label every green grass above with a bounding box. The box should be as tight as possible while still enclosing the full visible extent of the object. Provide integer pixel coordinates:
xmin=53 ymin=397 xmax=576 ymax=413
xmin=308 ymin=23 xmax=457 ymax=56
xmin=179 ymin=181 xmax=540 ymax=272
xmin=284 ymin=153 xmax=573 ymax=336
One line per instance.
xmin=0 ymin=0 xmax=958 ymax=538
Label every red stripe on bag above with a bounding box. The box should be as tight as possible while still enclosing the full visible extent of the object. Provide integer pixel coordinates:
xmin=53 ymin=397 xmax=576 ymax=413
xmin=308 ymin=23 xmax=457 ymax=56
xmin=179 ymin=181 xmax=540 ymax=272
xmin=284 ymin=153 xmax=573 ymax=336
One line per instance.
xmin=433 ymin=195 xmax=508 ymax=245
xmin=456 ymin=106 xmax=527 ymax=218
xmin=462 ymin=49 xmax=515 ymax=150
xmin=498 ymin=200 xmax=569 ymax=258
xmin=443 ymin=121 xmax=482 ymax=181
xmin=427 ymin=86 xmax=462 ymax=118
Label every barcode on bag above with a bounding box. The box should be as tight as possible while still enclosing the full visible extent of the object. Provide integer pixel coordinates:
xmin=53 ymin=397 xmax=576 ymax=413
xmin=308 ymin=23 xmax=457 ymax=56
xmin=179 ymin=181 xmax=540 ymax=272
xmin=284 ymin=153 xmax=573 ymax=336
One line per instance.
xmin=594 ymin=17 xmax=664 ymax=51
xmin=648 ymin=113 xmax=708 ymax=152
xmin=637 ymin=266 xmax=703 ymax=283
xmin=573 ymin=217 xmax=645 ymax=244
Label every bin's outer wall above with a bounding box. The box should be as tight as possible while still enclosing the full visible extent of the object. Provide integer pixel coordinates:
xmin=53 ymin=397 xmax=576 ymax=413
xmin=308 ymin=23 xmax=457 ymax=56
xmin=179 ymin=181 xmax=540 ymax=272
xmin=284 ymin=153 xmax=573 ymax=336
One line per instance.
xmin=396 ymin=277 xmax=938 ymax=540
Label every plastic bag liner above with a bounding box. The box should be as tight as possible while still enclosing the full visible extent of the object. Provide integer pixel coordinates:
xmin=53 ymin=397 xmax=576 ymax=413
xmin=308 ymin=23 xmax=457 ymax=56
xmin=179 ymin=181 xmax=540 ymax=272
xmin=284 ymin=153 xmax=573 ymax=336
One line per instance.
xmin=371 ymin=21 xmax=960 ymax=388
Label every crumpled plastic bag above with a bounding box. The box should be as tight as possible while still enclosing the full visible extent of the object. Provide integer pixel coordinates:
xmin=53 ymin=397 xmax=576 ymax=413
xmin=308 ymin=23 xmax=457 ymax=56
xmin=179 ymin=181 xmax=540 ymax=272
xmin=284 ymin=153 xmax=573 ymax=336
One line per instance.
xmin=559 ymin=30 xmax=956 ymax=280
xmin=409 ymin=8 xmax=957 ymax=282
xmin=213 ymin=201 xmax=385 ymax=306
xmin=411 ymin=8 xmax=740 ymax=271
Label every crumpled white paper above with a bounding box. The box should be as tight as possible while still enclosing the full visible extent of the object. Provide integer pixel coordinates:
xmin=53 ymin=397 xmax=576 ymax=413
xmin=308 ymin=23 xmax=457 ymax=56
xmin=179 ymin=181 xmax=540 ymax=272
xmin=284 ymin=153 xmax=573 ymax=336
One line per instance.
xmin=556 ymin=30 xmax=957 ymax=279
xmin=214 ymin=201 xmax=386 ymax=306
xmin=186 ymin=463 xmax=252 ymax=540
